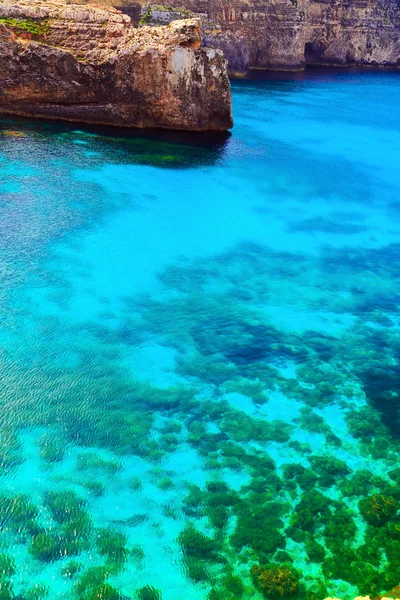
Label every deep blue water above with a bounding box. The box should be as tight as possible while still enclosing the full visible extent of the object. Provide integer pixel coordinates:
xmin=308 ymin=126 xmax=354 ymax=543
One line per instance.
xmin=0 ymin=69 xmax=399 ymax=600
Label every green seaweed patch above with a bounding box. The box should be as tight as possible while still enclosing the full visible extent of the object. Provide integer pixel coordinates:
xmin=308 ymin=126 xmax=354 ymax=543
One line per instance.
xmin=26 ymin=583 xmax=49 ymax=600
xmin=222 ymin=574 xmax=245 ymax=597
xmin=30 ymin=517 xmax=88 ymax=561
xmin=231 ymin=501 xmax=286 ymax=561
xmin=386 ymin=521 xmax=400 ymax=540
xmin=304 ymin=582 xmax=329 ymax=600
xmin=182 ymin=556 xmax=210 ymax=583
xmin=274 ymin=551 xmax=293 ymax=564
xmin=0 ymin=580 xmax=14 ymax=600
xmin=45 ymin=490 xmax=86 ymax=524
xmin=222 ymin=377 xmax=269 ymax=405
xmin=0 ymin=494 xmax=39 ymax=532
xmin=130 ymin=545 xmax=145 ymax=562
xmin=178 ymin=524 xmax=222 ymax=562
xmin=63 ymin=510 xmax=93 ymax=543
xmin=205 ymin=504 xmax=229 ymax=530
xmin=76 ymin=566 xmax=110 ymax=596
xmin=288 ymin=440 xmax=312 ymax=455
xmin=96 ymin=528 xmax=128 ymax=563
xmin=345 ymin=406 xmax=383 ymax=441
xmin=286 ymin=490 xmax=331 ymax=539
xmin=323 ymin=504 xmax=356 ymax=551
xmin=309 ymin=455 xmax=351 ymax=487
xmin=0 ymin=17 xmax=50 ymax=39
xmin=0 ymin=554 xmax=15 ymax=578
xmin=203 ymin=481 xmax=240 ymax=529
xmin=182 ymin=484 xmax=204 ymax=517
xmin=298 ymin=407 xmax=331 ymax=435
xmin=322 ymin=554 xmax=383 ymax=595
xmin=221 ymin=411 xmax=292 ymax=444
xmin=338 ymin=469 xmax=374 ymax=496
xmin=0 ymin=435 xmax=23 ymax=470
xmin=304 ymin=539 xmax=325 ymax=563
xmin=158 ymin=434 xmax=180 ymax=452
xmin=154 ymin=476 xmax=175 ymax=491
xmin=38 ymin=436 xmax=64 ymax=463
xmin=83 ymin=481 xmax=106 ymax=497
xmin=282 ymin=464 xmax=318 ymax=491
xmin=85 ymin=583 xmax=121 ymax=600
xmin=160 ymin=420 xmax=183 ymax=434
xmin=76 ymin=453 xmax=122 ymax=475
xmin=251 ymin=564 xmax=299 ymax=597
xmin=144 ymin=385 xmax=195 ymax=410
xmin=207 ymin=589 xmax=224 ymax=600
xmin=357 ymin=536 xmax=383 ymax=568
xmin=359 ymin=494 xmax=398 ymax=526
xmin=389 ymin=468 xmax=400 ymax=485
xmin=360 ymin=436 xmax=392 ymax=460
xmin=128 ymin=477 xmax=142 ymax=492
xmin=30 ymin=533 xmax=65 ymax=562
xmin=61 ymin=559 xmax=82 ymax=578
xmin=136 ymin=586 xmax=161 ymax=600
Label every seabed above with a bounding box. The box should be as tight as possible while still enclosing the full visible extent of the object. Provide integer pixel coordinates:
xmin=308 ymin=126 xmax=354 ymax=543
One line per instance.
xmin=0 ymin=69 xmax=399 ymax=600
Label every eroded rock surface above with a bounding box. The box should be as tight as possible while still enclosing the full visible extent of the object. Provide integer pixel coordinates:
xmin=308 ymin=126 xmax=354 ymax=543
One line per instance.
xmin=161 ymin=0 xmax=400 ymax=72
xmin=0 ymin=0 xmax=233 ymax=131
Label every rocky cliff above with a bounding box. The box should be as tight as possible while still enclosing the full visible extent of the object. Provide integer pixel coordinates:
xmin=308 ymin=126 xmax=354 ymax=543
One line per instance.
xmin=158 ymin=0 xmax=400 ymax=72
xmin=0 ymin=0 xmax=233 ymax=131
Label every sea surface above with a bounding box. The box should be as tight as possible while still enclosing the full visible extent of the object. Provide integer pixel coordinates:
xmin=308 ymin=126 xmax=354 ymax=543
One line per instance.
xmin=0 ymin=68 xmax=399 ymax=600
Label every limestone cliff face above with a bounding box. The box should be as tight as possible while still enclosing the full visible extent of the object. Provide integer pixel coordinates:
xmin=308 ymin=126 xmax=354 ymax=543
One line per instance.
xmin=0 ymin=0 xmax=233 ymax=131
xmin=161 ymin=0 xmax=400 ymax=72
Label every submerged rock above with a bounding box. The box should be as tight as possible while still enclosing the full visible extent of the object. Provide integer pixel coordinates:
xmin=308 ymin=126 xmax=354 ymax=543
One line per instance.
xmin=0 ymin=0 xmax=233 ymax=131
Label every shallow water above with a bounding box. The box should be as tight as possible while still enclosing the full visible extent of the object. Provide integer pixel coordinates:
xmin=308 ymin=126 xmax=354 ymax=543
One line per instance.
xmin=0 ymin=69 xmax=399 ymax=600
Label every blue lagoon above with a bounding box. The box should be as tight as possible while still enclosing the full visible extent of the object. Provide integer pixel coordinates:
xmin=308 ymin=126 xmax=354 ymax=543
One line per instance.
xmin=0 ymin=68 xmax=399 ymax=600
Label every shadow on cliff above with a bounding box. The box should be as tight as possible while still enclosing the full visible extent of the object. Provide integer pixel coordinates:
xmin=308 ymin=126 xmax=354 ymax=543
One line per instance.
xmin=0 ymin=116 xmax=231 ymax=169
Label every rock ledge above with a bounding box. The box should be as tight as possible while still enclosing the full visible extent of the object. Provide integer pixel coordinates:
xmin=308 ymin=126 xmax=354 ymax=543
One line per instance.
xmin=0 ymin=0 xmax=233 ymax=131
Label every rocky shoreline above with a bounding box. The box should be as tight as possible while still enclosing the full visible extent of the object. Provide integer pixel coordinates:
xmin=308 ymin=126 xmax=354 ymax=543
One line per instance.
xmin=0 ymin=0 xmax=233 ymax=131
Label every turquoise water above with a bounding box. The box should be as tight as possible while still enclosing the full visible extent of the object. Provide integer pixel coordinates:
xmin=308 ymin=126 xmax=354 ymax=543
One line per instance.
xmin=0 ymin=69 xmax=400 ymax=600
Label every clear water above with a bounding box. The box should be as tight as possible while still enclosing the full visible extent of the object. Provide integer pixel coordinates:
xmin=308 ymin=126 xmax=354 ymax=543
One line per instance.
xmin=0 ymin=69 xmax=399 ymax=600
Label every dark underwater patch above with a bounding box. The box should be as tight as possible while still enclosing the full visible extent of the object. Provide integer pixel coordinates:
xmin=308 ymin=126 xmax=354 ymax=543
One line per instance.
xmin=321 ymin=243 xmax=400 ymax=276
xmin=360 ymin=364 xmax=400 ymax=438
xmin=288 ymin=216 xmax=368 ymax=235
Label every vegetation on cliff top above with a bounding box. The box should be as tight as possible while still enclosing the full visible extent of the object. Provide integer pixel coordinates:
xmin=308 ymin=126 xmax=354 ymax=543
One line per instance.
xmin=0 ymin=17 xmax=50 ymax=38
